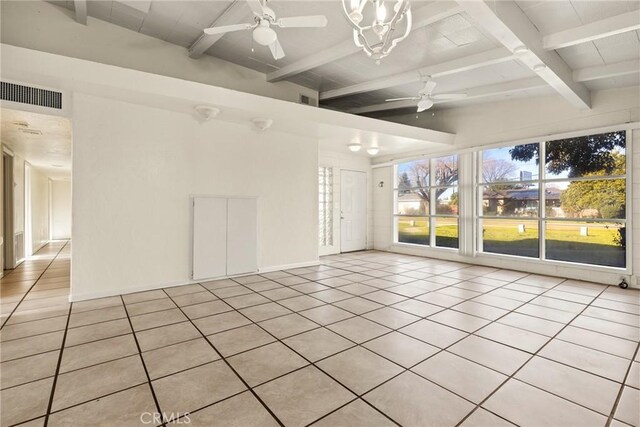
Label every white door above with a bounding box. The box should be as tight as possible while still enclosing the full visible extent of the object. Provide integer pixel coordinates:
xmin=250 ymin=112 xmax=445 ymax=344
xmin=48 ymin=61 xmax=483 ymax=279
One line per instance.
xmin=227 ymin=198 xmax=257 ymax=276
xmin=192 ymin=197 xmax=227 ymax=280
xmin=340 ymin=170 xmax=366 ymax=252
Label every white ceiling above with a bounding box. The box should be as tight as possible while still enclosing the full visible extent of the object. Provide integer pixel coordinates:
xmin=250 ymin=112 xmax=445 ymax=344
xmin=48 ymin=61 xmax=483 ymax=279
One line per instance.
xmin=47 ymin=0 xmax=640 ymax=116
xmin=1 ymin=109 xmax=72 ymax=180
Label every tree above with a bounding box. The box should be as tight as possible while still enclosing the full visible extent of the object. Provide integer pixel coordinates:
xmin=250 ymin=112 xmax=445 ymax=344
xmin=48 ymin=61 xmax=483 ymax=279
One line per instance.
xmin=408 ymin=157 xmax=458 ymax=212
xmin=482 ymin=158 xmax=518 ymax=191
xmin=398 ymin=172 xmax=411 ymax=194
xmin=509 ymin=132 xmax=625 ymax=177
xmin=559 ymin=153 xmax=626 ymax=219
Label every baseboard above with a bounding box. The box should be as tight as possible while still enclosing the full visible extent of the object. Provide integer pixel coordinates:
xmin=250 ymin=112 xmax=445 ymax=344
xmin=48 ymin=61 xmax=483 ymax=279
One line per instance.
xmin=70 ymin=259 xmax=321 ymax=302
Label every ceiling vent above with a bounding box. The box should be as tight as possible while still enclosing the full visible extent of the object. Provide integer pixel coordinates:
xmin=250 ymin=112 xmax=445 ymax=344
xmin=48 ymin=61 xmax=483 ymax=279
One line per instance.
xmin=1 ymin=81 xmax=62 ymax=110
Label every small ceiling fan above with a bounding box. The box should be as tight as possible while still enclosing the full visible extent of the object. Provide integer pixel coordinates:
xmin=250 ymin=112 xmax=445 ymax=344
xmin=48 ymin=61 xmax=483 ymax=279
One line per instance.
xmin=203 ymin=0 xmax=328 ymax=60
xmin=386 ymin=78 xmax=467 ymax=112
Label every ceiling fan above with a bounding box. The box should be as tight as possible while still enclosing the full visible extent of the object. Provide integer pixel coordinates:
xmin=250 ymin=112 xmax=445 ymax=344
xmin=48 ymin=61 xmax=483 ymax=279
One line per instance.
xmin=203 ymin=0 xmax=328 ymax=60
xmin=386 ymin=78 xmax=467 ymax=112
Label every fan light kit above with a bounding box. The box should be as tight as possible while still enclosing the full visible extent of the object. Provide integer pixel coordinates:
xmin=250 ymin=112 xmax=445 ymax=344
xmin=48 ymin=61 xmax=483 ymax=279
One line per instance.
xmin=342 ymin=0 xmax=412 ymax=63
xmin=348 ymin=143 xmax=362 ymax=152
xmin=367 ymin=147 xmax=380 ymax=156
xmin=386 ymin=77 xmax=467 ymax=112
xmin=203 ymin=0 xmax=328 ymax=60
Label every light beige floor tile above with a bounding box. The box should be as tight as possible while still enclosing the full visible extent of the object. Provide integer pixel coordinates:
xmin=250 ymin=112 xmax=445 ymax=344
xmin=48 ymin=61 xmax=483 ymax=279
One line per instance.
xmin=476 ymin=323 xmax=549 ymax=353
xmin=333 ymin=297 xmax=383 ymax=315
xmin=224 ymin=293 xmax=270 ymax=309
xmin=583 ymin=306 xmax=639 ymax=328
xmin=143 ymin=338 xmax=219 ymax=380
xmin=1 ymin=330 xmax=63 ymax=362
xmin=300 ymin=305 xmax=354 ymax=325
xmin=626 ymin=362 xmax=640 ymax=389
xmin=363 ymin=290 xmax=408 ymax=305
xmin=164 ymin=284 xmax=206 ymax=297
xmin=515 ymin=356 xmax=620 ymax=415
xmin=177 ymin=391 xmax=278 ymax=427
xmin=130 ymin=308 xmax=187 ymax=331
xmin=52 ymin=355 xmax=148 ymax=411
xmin=239 ymin=302 xmax=292 ymax=322
xmin=363 ymin=307 xmax=421 ymax=329
xmin=48 ymin=384 xmax=158 ymax=427
xmin=121 ymin=290 xmax=167 ymax=305
xmin=258 ymin=313 xmax=319 ymax=339
xmin=516 ymin=304 xmax=577 ymax=323
xmin=399 ymin=319 xmax=467 ymax=349
xmin=311 ymin=289 xmax=353 ymax=303
xmin=245 ymin=280 xmax=283 ymax=292
xmin=171 ymin=291 xmax=217 ymax=307
xmin=181 ymin=300 xmax=233 ymax=320
xmin=557 ymin=326 xmax=638 ymax=359
xmin=0 ymin=377 xmax=53 ymax=426
xmin=278 ymin=295 xmax=326 ymax=311
xmin=125 ymin=298 xmax=176 ymax=317
xmin=449 ymin=335 xmax=530 ymax=375
xmin=327 ymin=317 xmax=391 ymax=344
xmin=460 ymin=409 xmax=515 ymax=426
xmin=233 ymin=275 xmax=265 ymax=285
xmin=135 ymin=321 xmax=201 ymax=352
xmin=60 ymin=334 xmax=138 ymax=373
xmin=228 ymin=342 xmax=308 ymax=386
xmin=429 ymin=310 xmax=491 ymax=333
xmin=65 ymin=318 xmax=131 ymax=347
xmin=571 ymin=315 xmax=640 ymax=341
xmin=364 ymin=371 xmax=475 ymax=426
xmin=290 ymin=282 xmax=330 ymax=294
xmin=194 ymin=311 xmax=251 ymax=335
xmin=338 ymin=283 xmax=378 ymax=296
xmin=311 ymin=398 xmax=395 ymax=427
xmin=497 ymin=312 xmax=564 ymax=337
xmin=413 ymin=351 xmax=507 ymax=403
xmin=208 ymin=324 xmax=275 ymax=357
xmin=283 ymin=328 xmax=354 ymax=362
xmin=260 ymin=287 xmax=303 ymax=301
xmin=452 ymin=301 xmax=508 ymax=320
xmin=391 ymin=299 xmax=442 ymax=317
xmin=318 ymin=346 xmax=403 ymax=395
xmin=539 ymin=339 xmax=630 ymax=382
xmin=615 ymin=386 xmax=640 ymax=427
xmin=152 ymin=360 xmax=246 ymax=415
xmin=213 ymin=286 xmax=253 ymax=299
xmin=72 ymin=296 xmax=122 ymax=313
xmin=4 ymin=305 xmax=69 ymax=326
xmin=68 ymin=305 xmax=126 ymax=329
xmin=471 ymin=295 xmax=522 ymax=311
xmin=1 ymin=315 xmax=68 ymax=341
xmin=255 ymin=365 xmax=354 ymax=427
xmin=364 ymin=331 xmax=438 ymax=368
xmin=484 ymin=379 xmax=607 ymax=426
xmin=1 ymin=350 xmax=59 ymax=389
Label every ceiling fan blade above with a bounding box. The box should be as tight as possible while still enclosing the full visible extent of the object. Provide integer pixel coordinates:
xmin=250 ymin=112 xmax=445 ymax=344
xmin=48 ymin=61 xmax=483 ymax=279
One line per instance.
xmin=385 ymin=97 xmax=419 ymax=102
xmin=246 ymin=0 xmax=266 ymax=15
xmin=269 ymin=39 xmax=286 ymax=60
xmin=277 ymin=15 xmax=328 ymax=28
xmin=422 ymin=79 xmax=437 ymax=95
xmin=204 ymin=23 xmax=252 ymax=35
xmin=431 ymin=93 xmax=467 ymax=100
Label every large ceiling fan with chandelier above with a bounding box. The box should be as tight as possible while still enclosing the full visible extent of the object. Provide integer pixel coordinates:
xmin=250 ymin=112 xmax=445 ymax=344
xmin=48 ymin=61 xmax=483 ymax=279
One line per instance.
xmin=386 ymin=78 xmax=467 ymax=112
xmin=203 ymin=0 xmax=328 ymax=60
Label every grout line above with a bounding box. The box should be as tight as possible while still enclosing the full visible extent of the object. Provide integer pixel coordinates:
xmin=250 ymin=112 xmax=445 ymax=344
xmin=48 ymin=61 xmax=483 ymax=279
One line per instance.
xmin=42 ymin=302 xmax=72 ymax=427
xmin=606 ymin=341 xmax=640 ymax=427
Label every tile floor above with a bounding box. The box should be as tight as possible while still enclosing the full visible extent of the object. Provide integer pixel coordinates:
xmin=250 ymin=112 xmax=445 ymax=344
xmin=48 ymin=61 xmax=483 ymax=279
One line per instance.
xmin=1 ymin=243 xmax=639 ymax=426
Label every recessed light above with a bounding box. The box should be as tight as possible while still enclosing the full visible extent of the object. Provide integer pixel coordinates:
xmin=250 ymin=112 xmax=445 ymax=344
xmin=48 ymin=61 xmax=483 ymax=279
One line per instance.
xmin=348 ymin=143 xmax=362 ymax=152
xmin=367 ymin=147 xmax=380 ymax=155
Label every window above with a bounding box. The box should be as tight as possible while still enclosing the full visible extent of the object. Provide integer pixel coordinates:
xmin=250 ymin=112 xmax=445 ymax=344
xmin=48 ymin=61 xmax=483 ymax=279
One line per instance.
xmin=319 ymin=167 xmax=333 ymax=246
xmin=395 ymin=155 xmax=459 ymax=249
xmin=478 ymin=131 xmax=627 ymax=268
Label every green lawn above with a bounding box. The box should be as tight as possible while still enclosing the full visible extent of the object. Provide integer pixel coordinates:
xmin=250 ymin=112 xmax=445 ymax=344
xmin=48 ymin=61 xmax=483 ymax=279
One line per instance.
xmin=397 ymin=219 xmax=625 ymax=267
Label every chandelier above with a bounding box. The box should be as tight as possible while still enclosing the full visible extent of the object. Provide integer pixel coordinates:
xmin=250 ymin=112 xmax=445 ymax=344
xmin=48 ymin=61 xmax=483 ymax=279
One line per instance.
xmin=342 ymin=0 xmax=412 ymax=63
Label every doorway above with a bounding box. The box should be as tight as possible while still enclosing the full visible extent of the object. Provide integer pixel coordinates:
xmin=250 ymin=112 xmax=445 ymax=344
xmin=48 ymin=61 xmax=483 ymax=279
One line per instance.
xmin=340 ymin=170 xmax=367 ymax=253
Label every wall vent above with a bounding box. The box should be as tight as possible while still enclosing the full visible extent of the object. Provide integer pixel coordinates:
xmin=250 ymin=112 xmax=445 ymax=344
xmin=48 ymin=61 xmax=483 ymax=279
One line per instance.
xmin=299 ymin=94 xmax=318 ymax=107
xmin=1 ymin=81 xmax=62 ymax=109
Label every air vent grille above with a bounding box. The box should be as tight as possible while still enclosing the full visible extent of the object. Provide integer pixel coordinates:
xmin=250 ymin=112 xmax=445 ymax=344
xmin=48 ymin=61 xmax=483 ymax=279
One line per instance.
xmin=1 ymin=81 xmax=62 ymax=109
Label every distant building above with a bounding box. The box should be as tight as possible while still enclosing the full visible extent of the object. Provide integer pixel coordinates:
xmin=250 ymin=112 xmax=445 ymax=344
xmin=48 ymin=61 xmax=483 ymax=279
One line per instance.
xmin=483 ymin=187 xmax=562 ymax=216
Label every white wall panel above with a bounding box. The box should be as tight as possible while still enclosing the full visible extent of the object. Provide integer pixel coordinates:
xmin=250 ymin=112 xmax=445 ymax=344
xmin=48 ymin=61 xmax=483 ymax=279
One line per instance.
xmin=227 ymin=198 xmax=257 ymax=276
xmin=192 ymin=197 xmax=227 ymax=281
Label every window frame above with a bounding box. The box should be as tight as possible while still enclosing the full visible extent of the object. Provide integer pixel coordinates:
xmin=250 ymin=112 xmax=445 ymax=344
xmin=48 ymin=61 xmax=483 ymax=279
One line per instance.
xmin=475 ymin=128 xmax=631 ymax=272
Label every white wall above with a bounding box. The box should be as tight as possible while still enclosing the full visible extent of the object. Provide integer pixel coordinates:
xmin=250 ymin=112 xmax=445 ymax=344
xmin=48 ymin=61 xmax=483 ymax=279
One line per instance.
xmin=71 ymin=93 xmax=318 ymax=300
xmin=318 ymin=150 xmax=373 ymax=255
xmin=372 ymin=87 xmax=640 ymax=287
xmin=51 ymin=180 xmax=71 ymax=240
xmin=30 ymin=167 xmax=50 ymax=252
xmin=0 ymin=0 xmax=317 ymax=105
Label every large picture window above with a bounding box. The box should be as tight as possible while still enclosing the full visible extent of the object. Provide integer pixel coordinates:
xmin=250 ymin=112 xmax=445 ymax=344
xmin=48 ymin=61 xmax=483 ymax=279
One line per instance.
xmin=395 ymin=155 xmax=459 ymax=249
xmin=478 ymin=131 xmax=627 ymax=268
